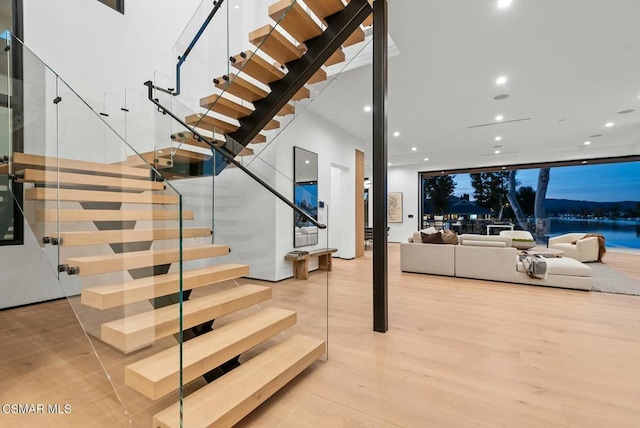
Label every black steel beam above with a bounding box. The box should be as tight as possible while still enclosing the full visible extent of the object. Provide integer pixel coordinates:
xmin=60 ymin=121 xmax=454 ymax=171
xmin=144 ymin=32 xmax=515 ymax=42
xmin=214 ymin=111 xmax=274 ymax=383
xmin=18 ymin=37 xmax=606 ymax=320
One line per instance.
xmin=227 ymin=0 xmax=372 ymax=148
xmin=372 ymin=0 xmax=388 ymax=333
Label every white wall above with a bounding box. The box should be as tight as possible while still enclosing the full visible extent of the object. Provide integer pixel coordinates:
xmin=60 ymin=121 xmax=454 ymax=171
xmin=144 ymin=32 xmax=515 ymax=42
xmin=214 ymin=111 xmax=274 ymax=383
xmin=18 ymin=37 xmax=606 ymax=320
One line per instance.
xmin=365 ymin=165 xmax=423 ymax=244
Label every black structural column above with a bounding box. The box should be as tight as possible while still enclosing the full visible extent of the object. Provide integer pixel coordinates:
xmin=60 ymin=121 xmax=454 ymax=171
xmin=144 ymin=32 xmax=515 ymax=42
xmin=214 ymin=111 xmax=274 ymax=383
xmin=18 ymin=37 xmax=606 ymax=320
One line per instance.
xmin=372 ymin=0 xmax=388 ymax=333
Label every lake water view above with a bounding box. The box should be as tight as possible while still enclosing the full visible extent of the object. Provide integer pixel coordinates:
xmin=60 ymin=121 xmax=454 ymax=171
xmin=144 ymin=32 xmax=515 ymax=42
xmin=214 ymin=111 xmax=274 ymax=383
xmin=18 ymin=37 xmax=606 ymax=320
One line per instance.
xmin=549 ymin=219 xmax=640 ymax=249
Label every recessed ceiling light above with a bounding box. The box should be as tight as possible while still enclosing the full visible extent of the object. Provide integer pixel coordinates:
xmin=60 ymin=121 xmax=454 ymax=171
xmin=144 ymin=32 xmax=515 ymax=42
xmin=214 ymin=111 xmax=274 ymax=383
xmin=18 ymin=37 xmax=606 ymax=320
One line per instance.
xmin=605 ymin=122 xmax=614 ymax=127
xmin=393 ymin=131 xmax=400 ymax=137
xmin=497 ymin=0 xmax=513 ymax=8
xmin=411 ymin=147 xmax=417 ymax=151
xmin=495 ymin=115 xmax=504 ymax=121
xmin=388 ymin=162 xmax=392 ymax=166
xmin=364 ymin=105 xmax=372 ymax=112
xmin=584 ymin=141 xmax=591 ymax=146
xmin=502 ymin=167 xmax=507 ymax=170
xmin=305 ymin=160 xmax=310 ymax=164
xmin=424 ymin=158 xmax=429 ymax=161
xmin=495 ymin=136 xmax=502 ymax=141
xmin=582 ymin=161 xmax=588 ymax=164
xmin=234 ymin=4 xmax=240 ymax=9
xmin=494 ymin=150 xmax=501 ymax=154
xmin=496 ymin=76 xmax=507 ymax=85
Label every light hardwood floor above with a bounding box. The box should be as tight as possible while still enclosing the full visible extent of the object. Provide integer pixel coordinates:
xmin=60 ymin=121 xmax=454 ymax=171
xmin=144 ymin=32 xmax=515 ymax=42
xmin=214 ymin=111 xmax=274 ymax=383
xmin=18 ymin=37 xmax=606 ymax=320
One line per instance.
xmin=1 ymin=244 xmax=640 ymax=427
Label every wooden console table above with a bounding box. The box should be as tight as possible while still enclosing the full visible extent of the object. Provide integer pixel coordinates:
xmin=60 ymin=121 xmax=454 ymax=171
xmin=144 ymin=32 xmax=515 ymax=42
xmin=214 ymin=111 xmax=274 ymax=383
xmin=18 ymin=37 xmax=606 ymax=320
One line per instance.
xmin=285 ymin=248 xmax=338 ymax=280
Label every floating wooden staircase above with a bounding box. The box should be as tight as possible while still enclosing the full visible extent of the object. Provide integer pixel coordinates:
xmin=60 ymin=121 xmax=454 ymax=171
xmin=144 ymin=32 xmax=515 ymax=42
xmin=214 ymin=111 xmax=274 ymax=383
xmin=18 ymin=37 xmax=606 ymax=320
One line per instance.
xmin=10 ymin=152 xmax=325 ymax=426
xmin=193 ymin=0 xmax=372 ymax=176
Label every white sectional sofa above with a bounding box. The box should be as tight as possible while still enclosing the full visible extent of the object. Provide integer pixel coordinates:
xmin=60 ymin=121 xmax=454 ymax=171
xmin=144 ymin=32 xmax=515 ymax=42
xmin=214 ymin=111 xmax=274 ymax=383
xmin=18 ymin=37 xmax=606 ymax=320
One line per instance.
xmin=549 ymin=233 xmax=600 ymax=262
xmin=401 ymin=233 xmax=592 ymax=291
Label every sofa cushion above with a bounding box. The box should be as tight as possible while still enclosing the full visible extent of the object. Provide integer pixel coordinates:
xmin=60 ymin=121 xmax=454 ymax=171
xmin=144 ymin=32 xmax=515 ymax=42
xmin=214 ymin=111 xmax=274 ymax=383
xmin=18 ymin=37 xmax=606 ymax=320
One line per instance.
xmin=421 ymin=232 xmax=444 ymax=244
xmin=546 ymin=257 xmax=592 ymax=277
xmin=442 ymin=230 xmax=459 ymax=245
xmin=421 ymin=227 xmax=438 ymax=234
xmin=463 ymin=240 xmax=506 ymax=247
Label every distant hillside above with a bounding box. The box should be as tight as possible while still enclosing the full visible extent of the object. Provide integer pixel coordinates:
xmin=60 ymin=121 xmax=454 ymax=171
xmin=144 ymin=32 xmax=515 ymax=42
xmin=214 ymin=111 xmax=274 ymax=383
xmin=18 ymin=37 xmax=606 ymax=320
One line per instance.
xmin=545 ymin=199 xmax=639 ymax=213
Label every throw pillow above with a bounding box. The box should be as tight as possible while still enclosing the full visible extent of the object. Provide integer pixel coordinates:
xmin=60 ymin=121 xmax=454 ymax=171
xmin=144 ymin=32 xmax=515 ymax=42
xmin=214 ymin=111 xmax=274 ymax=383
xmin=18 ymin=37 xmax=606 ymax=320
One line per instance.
xmin=420 ymin=227 xmax=438 ymax=235
xmin=421 ymin=232 xmax=444 ymax=244
xmin=442 ymin=230 xmax=459 ymax=245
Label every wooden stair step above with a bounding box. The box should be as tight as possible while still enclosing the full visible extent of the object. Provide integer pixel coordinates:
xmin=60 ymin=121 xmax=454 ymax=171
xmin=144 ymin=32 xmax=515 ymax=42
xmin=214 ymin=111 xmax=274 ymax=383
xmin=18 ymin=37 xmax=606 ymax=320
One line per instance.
xmin=325 ymin=48 xmax=346 ymax=67
xmin=238 ymin=147 xmax=254 ymax=157
xmin=304 ymin=0 xmax=345 ymax=21
xmin=153 ymin=334 xmax=325 ymax=428
xmin=292 ymin=86 xmax=311 ymax=101
xmin=200 ymin=94 xmax=253 ymax=120
xmin=52 ymin=227 xmax=211 ymax=247
xmin=125 ymin=307 xmax=296 ymax=399
xmin=307 ymin=68 xmax=327 ymax=85
xmin=185 ymin=113 xmax=238 ymax=134
xmin=101 ymin=284 xmax=272 ymax=353
xmin=230 ymin=51 xmax=285 ymax=85
xmin=81 ymin=264 xmax=249 ymax=310
xmin=116 ymin=155 xmax=173 ymax=169
xmin=215 ymin=73 xmax=268 ymax=103
xmin=343 ymin=26 xmax=365 ymax=47
xmin=64 ymin=244 xmax=230 ymax=277
xmin=25 ymin=188 xmax=179 ymax=205
xmin=11 ymin=152 xmax=150 ymax=179
xmin=16 ymin=169 xmax=164 ymax=192
xmin=37 ymin=209 xmax=193 ymax=222
xmin=249 ymin=25 xmax=303 ymax=65
xmin=278 ymin=103 xmax=295 ymax=116
xmin=186 ymin=113 xmax=276 ymax=137
xmin=268 ymin=0 xmax=322 ymax=44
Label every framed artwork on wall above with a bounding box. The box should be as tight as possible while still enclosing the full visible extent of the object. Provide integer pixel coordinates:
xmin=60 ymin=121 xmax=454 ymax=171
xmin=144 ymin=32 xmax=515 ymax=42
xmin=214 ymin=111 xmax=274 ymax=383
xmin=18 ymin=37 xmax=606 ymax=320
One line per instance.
xmin=388 ymin=192 xmax=403 ymax=223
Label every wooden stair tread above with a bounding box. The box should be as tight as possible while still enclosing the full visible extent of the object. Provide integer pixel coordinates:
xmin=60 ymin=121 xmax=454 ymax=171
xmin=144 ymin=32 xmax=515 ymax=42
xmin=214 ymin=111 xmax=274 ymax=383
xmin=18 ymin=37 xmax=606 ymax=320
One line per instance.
xmin=304 ymin=0 xmax=345 ymax=21
xmin=11 ymin=152 xmax=150 ymax=179
xmin=343 ymin=26 xmax=365 ymax=47
xmin=292 ymin=86 xmax=311 ymax=101
xmin=37 ymin=209 xmax=193 ymax=222
xmin=278 ymin=103 xmax=295 ymax=116
xmin=125 ymin=307 xmax=296 ymax=399
xmin=153 ymin=334 xmax=325 ymax=428
xmin=215 ymin=73 xmax=268 ymax=103
xmin=249 ymin=25 xmax=303 ymax=65
xmin=185 ymin=113 xmax=238 ymax=134
xmin=325 ymin=48 xmax=346 ymax=67
xmin=64 ymin=244 xmax=230 ymax=277
xmin=230 ymin=51 xmax=285 ymax=85
xmin=268 ymin=0 xmax=322 ymax=44
xmin=186 ymin=113 xmax=277 ymax=137
xmin=200 ymin=94 xmax=253 ymax=120
xmin=25 ymin=188 xmax=179 ymax=205
xmin=52 ymin=227 xmax=211 ymax=247
xmin=101 ymin=284 xmax=272 ymax=353
xmin=16 ymin=169 xmax=164 ymax=192
xmin=307 ymin=68 xmax=327 ymax=85
xmin=237 ymin=147 xmax=254 ymax=157
xmin=116 ymin=155 xmax=173 ymax=169
xmin=81 ymin=264 xmax=249 ymax=310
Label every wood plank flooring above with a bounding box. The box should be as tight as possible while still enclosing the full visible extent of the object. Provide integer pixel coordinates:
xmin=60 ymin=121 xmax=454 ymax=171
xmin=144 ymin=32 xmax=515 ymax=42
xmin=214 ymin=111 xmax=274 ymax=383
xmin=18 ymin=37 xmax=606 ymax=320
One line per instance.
xmin=1 ymin=244 xmax=640 ymax=427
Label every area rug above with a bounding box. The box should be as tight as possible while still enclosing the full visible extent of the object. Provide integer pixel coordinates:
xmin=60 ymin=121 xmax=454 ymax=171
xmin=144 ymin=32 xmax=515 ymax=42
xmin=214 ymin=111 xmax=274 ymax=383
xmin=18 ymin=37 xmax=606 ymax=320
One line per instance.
xmin=590 ymin=263 xmax=640 ymax=296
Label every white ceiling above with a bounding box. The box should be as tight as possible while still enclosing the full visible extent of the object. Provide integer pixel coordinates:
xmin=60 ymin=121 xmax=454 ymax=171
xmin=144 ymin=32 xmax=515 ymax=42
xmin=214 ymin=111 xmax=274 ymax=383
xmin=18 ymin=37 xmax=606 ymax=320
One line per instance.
xmin=308 ymin=0 xmax=640 ymax=171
